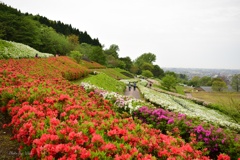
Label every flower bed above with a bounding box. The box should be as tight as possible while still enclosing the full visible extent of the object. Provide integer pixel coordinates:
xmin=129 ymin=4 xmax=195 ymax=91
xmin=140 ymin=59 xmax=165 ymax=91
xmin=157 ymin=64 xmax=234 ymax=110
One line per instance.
xmin=81 ymin=82 xmax=240 ymax=159
xmin=137 ymin=83 xmax=240 ymax=132
xmin=0 ymin=58 xmax=213 ymax=159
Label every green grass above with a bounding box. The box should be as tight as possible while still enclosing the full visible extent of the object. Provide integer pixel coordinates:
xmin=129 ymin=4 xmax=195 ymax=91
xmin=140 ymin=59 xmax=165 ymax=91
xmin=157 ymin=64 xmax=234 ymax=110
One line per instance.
xmin=191 ymin=91 xmax=240 ymax=123
xmin=72 ymin=72 xmax=127 ymax=94
xmin=175 ymin=85 xmax=185 ymax=95
xmin=93 ymin=68 xmax=134 ymax=79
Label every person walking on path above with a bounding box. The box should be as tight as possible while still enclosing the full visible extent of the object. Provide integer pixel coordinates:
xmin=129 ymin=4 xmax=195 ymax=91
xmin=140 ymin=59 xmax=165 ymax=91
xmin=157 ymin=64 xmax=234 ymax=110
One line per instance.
xmin=133 ymin=82 xmax=137 ymax=91
xmin=128 ymin=82 xmax=131 ymax=91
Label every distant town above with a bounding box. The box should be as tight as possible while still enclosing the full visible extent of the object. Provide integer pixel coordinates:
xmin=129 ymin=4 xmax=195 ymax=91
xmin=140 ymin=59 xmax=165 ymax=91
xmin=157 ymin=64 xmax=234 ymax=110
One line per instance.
xmin=163 ymin=67 xmax=240 ymax=83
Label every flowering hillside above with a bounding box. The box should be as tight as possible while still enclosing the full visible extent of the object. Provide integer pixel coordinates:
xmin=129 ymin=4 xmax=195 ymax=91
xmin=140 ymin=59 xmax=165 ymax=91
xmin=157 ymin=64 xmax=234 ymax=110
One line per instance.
xmin=0 ymin=39 xmax=53 ymax=59
xmin=0 ymin=57 xmax=221 ymax=159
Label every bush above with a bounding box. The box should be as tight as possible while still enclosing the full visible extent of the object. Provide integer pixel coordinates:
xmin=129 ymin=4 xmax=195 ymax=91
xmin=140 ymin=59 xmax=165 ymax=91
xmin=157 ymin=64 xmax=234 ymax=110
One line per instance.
xmin=141 ymin=70 xmax=153 ymax=78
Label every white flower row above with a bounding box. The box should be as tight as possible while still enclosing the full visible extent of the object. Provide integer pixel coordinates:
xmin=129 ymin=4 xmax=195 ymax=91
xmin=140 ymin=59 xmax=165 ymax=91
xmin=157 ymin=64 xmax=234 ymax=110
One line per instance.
xmin=81 ymin=82 xmax=151 ymax=114
xmin=1 ymin=40 xmax=53 ymax=59
xmin=138 ymin=84 xmax=240 ymax=132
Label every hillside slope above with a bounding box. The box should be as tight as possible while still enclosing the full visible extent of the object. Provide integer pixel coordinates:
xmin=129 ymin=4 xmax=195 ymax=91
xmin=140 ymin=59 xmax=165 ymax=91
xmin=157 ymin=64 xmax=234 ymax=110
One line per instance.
xmin=0 ymin=39 xmax=53 ymax=59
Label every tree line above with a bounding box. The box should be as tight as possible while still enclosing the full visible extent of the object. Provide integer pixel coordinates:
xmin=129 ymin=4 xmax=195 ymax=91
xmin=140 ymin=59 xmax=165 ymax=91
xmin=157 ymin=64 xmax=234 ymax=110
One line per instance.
xmin=0 ymin=2 xmax=101 ymax=55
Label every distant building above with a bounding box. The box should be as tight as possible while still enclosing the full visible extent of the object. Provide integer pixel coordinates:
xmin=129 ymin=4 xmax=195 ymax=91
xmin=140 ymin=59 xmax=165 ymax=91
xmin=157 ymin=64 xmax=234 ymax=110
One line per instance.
xmin=195 ymin=85 xmax=234 ymax=92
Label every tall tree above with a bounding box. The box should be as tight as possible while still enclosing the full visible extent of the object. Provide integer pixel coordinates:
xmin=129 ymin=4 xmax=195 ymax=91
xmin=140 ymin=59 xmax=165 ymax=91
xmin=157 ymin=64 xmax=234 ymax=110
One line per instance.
xmin=212 ymin=79 xmax=227 ymax=92
xmin=119 ymin=57 xmax=133 ymax=71
xmin=152 ymin=65 xmax=165 ymax=78
xmin=231 ymin=74 xmax=240 ymax=92
xmin=90 ymin=46 xmax=106 ymax=65
xmin=161 ymin=75 xmax=177 ymax=90
xmin=104 ymin=44 xmax=119 ymax=59
xmin=134 ymin=53 xmax=156 ymax=66
xmin=199 ymin=76 xmax=212 ymax=86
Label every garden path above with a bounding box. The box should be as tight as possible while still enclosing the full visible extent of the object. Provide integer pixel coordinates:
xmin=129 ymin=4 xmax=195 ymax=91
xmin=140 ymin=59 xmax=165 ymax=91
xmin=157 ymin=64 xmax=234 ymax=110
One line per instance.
xmin=124 ymin=86 xmax=142 ymax=99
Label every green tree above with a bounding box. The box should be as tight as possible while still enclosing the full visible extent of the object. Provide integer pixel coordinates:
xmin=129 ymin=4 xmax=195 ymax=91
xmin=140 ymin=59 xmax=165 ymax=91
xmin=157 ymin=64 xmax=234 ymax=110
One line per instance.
xmin=231 ymin=74 xmax=240 ymax=92
xmin=141 ymin=62 xmax=154 ymax=71
xmin=152 ymin=65 xmax=165 ymax=78
xmin=162 ymin=75 xmax=177 ymax=90
xmin=130 ymin=65 xmax=140 ymax=74
xmin=68 ymin=51 xmax=82 ymax=63
xmin=134 ymin=53 xmax=156 ymax=66
xmin=199 ymin=76 xmax=212 ymax=86
xmin=142 ymin=70 xmax=153 ymax=78
xmin=106 ymin=55 xmax=118 ymax=68
xmin=212 ymin=79 xmax=227 ymax=92
xmin=119 ymin=56 xmax=133 ymax=71
xmin=90 ymin=46 xmax=106 ymax=65
xmin=164 ymin=71 xmax=177 ymax=78
xmin=177 ymin=74 xmax=188 ymax=83
xmin=116 ymin=60 xmax=126 ymax=69
xmin=67 ymin=34 xmax=79 ymax=45
xmin=104 ymin=44 xmax=119 ymax=59
xmin=188 ymin=76 xmax=200 ymax=87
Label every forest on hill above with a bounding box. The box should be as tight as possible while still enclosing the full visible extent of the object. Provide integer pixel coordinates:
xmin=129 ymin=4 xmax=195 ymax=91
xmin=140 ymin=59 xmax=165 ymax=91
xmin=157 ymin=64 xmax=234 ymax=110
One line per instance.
xmin=0 ymin=2 xmax=167 ymax=80
xmin=0 ymin=2 xmax=100 ymax=54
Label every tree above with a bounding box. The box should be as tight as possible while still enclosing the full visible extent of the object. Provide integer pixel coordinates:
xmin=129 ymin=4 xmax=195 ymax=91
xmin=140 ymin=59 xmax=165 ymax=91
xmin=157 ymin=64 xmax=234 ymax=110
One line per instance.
xmin=177 ymin=74 xmax=188 ymax=83
xmin=106 ymin=55 xmax=118 ymax=68
xmin=119 ymin=57 xmax=133 ymax=71
xmin=199 ymin=76 xmax=212 ymax=86
xmin=164 ymin=71 xmax=177 ymax=78
xmin=68 ymin=51 xmax=82 ymax=63
xmin=67 ymin=34 xmax=79 ymax=45
xmin=231 ymin=74 xmax=240 ymax=92
xmin=152 ymin=65 xmax=165 ymax=78
xmin=142 ymin=70 xmax=153 ymax=78
xmin=134 ymin=53 xmax=156 ymax=66
xmin=90 ymin=46 xmax=106 ymax=65
xmin=188 ymin=76 xmax=200 ymax=87
xmin=141 ymin=62 xmax=154 ymax=71
xmin=162 ymin=75 xmax=177 ymax=90
xmin=212 ymin=79 xmax=227 ymax=92
xmin=130 ymin=65 xmax=139 ymax=74
xmin=104 ymin=44 xmax=119 ymax=59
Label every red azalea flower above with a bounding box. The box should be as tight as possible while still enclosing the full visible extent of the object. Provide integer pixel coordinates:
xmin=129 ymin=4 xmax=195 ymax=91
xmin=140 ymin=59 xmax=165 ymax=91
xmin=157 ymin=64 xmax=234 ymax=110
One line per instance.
xmin=91 ymin=133 xmax=104 ymax=144
xmin=217 ymin=154 xmax=230 ymax=160
xmin=59 ymin=94 xmax=70 ymax=101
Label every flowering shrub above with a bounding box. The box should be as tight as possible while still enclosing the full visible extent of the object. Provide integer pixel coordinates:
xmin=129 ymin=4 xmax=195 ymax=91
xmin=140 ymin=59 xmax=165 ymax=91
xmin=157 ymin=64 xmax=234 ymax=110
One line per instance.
xmin=0 ymin=39 xmax=53 ymax=59
xmin=133 ymin=106 xmax=240 ymax=159
xmin=0 ymin=58 xmax=213 ymax=159
xmin=81 ymin=82 xmax=149 ymax=114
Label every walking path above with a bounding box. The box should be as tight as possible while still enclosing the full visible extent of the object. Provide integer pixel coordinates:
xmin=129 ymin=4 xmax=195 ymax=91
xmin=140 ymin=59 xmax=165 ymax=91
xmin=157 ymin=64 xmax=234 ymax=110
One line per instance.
xmin=124 ymin=87 xmax=142 ymax=99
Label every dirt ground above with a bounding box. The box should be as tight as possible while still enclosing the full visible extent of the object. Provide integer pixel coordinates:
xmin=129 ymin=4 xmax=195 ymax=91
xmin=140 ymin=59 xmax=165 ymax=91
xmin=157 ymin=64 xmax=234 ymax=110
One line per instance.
xmin=0 ymin=113 xmax=20 ymax=160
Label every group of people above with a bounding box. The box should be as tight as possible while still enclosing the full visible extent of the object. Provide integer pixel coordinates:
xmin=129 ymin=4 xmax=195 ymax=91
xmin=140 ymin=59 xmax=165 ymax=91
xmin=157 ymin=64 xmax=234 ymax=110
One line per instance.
xmin=128 ymin=82 xmax=137 ymax=91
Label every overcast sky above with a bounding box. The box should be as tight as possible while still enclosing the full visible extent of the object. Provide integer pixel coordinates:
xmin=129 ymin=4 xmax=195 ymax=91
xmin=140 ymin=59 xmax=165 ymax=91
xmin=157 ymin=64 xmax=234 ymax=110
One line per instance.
xmin=2 ymin=0 xmax=240 ymax=69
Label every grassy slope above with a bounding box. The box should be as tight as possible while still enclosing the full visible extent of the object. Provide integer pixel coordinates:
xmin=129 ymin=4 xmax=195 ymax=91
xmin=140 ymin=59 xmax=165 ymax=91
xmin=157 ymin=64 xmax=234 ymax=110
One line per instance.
xmin=94 ymin=68 xmax=134 ymax=79
xmin=73 ymin=73 xmax=127 ymax=94
xmin=191 ymin=91 xmax=240 ymax=122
